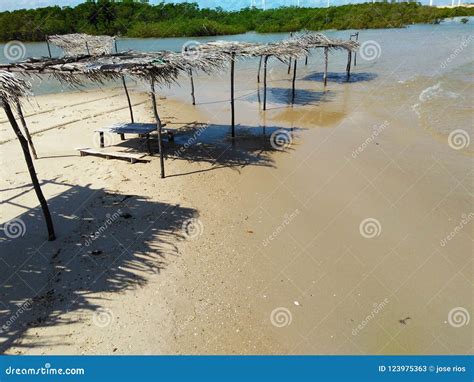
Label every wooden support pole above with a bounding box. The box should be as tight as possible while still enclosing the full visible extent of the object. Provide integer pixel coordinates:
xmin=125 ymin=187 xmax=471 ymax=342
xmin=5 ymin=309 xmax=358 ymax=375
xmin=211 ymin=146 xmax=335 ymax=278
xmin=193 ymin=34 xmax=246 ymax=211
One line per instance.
xmin=3 ymin=100 xmax=55 ymax=240
xmin=291 ymin=59 xmax=297 ymax=104
xmin=150 ymin=79 xmax=165 ymax=178
xmin=288 ymin=32 xmax=293 ymax=74
xmin=16 ymin=101 xmax=37 ymax=159
xmin=115 ymin=37 xmax=124 ymax=136
xmin=121 ymin=76 xmax=134 ymax=124
xmin=46 ymin=37 xmax=52 ymax=58
xmin=85 ymin=41 xmax=91 ymax=55
xmin=263 ymin=55 xmax=268 ymax=111
xmin=354 ymin=32 xmax=359 ymax=66
xmin=189 ymin=68 xmax=196 ymax=106
xmin=230 ymin=52 xmax=235 ymax=138
xmin=257 ymin=56 xmax=262 ymax=83
xmin=323 ymin=47 xmax=329 ymax=88
xmin=346 ymin=50 xmax=352 ymax=79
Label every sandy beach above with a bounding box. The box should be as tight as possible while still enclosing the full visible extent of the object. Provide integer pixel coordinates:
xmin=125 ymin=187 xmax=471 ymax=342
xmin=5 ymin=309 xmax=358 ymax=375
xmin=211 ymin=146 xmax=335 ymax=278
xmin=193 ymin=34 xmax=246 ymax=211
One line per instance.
xmin=1 ymin=26 xmax=472 ymax=356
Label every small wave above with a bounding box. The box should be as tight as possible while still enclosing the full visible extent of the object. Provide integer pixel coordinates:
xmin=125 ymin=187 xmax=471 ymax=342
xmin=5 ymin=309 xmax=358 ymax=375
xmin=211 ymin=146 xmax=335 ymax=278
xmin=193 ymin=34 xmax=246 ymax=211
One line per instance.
xmin=419 ymin=82 xmax=460 ymax=102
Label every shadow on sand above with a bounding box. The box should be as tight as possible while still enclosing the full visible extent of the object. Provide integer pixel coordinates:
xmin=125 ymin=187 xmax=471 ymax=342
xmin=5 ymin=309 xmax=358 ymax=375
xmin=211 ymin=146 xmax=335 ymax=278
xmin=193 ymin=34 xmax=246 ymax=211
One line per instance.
xmin=115 ymin=122 xmax=301 ymax=177
xmin=302 ymin=71 xmax=378 ymax=84
xmin=243 ymin=87 xmax=332 ymax=107
xmin=0 ymin=179 xmax=196 ymax=353
xmin=166 ymin=123 xmax=299 ymax=176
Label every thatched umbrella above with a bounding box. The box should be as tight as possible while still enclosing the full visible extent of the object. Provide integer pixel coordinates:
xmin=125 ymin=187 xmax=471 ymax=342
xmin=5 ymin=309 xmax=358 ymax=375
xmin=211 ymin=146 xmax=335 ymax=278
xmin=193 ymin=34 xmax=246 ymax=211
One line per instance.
xmin=198 ymin=40 xmax=308 ymax=129
xmin=290 ymin=32 xmax=359 ymax=86
xmin=47 ymin=33 xmax=135 ymax=133
xmin=0 ymin=71 xmax=55 ymax=240
xmin=196 ymin=41 xmax=261 ymax=137
xmin=253 ymin=39 xmax=308 ymax=109
xmin=47 ymin=33 xmax=116 ymax=56
xmin=350 ymin=32 xmax=360 ymax=68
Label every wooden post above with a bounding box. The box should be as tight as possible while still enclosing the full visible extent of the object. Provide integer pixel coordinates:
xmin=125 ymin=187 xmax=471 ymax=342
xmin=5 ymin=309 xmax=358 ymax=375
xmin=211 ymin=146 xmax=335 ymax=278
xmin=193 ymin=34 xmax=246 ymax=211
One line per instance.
xmin=121 ymin=76 xmax=134 ymax=124
xmin=150 ymin=79 xmax=165 ymax=178
xmin=85 ymin=41 xmax=90 ymax=55
xmin=287 ymin=32 xmax=293 ymax=74
xmin=2 ymin=100 xmax=55 ymax=240
xmin=257 ymin=56 xmax=262 ymax=83
xmin=189 ymin=68 xmax=196 ymax=106
xmin=291 ymin=59 xmax=297 ymax=104
xmin=263 ymin=55 xmax=268 ymax=111
xmin=115 ymin=38 xmax=122 ymax=135
xmin=230 ymin=52 xmax=235 ymax=138
xmin=323 ymin=47 xmax=329 ymax=88
xmin=46 ymin=37 xmax=52 ymax=58
xmin=16 ymin=101 xmax=37 ymax=159
xmin=354 ymin=32 xmax=359 ymax=66
xmin=346 ymin=50 xmax=352 ymax=79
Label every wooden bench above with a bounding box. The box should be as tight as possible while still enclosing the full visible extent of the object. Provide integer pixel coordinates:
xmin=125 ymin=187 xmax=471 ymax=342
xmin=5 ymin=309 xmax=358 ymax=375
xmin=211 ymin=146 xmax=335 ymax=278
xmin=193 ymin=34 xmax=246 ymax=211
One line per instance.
xmin=76 ymin=148 xmax=150 ymax=164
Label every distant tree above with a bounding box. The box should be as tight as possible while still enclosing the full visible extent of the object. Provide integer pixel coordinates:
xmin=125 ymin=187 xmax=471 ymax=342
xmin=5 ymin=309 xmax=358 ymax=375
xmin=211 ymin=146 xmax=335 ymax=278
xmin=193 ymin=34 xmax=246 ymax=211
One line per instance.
xmin=0 ymin=2 xmax=473 ymax=41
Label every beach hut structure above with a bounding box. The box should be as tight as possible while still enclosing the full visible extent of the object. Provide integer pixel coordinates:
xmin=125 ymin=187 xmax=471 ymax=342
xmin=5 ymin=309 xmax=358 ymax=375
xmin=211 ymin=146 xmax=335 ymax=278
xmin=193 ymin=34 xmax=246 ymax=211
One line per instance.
xmin=289 ymin=32 xmax=359 ymax=86
xmin=0 ymin=47 xmax=226 ymax=179
xmin=47 ymin=34 xmax=136 ymax=128
xmin=196 ymin=41 xmax=264 ymax=136
xmin=251 ymin=32 xmax=359 ymax=106
xmin=0 ymin=71 xmax=55 ymax=240
xmin=47 ymin=33 xmax=116 ymax=56
xmin=253 ymin=39 xmax=309 ymax=110
xmin=197 ymin=39 xmax=309 ymax=125
xmin=350 ymin=32 xmax=360 ymax=68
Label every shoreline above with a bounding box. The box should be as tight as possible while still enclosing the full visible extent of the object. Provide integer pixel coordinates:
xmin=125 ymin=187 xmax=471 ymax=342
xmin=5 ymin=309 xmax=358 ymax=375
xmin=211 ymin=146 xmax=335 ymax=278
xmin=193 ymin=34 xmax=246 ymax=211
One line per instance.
xmin=1 ymin=15 xmax=473 ymax=45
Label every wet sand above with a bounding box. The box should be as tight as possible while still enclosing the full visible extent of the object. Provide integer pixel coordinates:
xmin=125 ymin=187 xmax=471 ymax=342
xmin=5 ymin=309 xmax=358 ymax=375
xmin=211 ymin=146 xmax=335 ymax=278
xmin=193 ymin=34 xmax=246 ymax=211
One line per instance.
xmin=1 ymin=38 xmax=472 ymax=355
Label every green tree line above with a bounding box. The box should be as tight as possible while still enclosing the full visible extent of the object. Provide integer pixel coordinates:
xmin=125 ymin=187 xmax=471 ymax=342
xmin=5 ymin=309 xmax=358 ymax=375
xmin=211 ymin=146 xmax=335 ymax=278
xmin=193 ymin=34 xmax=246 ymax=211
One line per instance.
xmin=0 ymin=0 xmax=472 ymax=42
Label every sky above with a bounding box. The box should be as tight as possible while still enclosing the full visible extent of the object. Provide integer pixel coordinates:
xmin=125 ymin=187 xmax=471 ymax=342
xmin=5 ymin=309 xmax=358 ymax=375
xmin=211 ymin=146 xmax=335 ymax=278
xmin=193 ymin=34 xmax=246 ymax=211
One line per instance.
xmin=0 ymin=0 xmax=459 ymax=12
